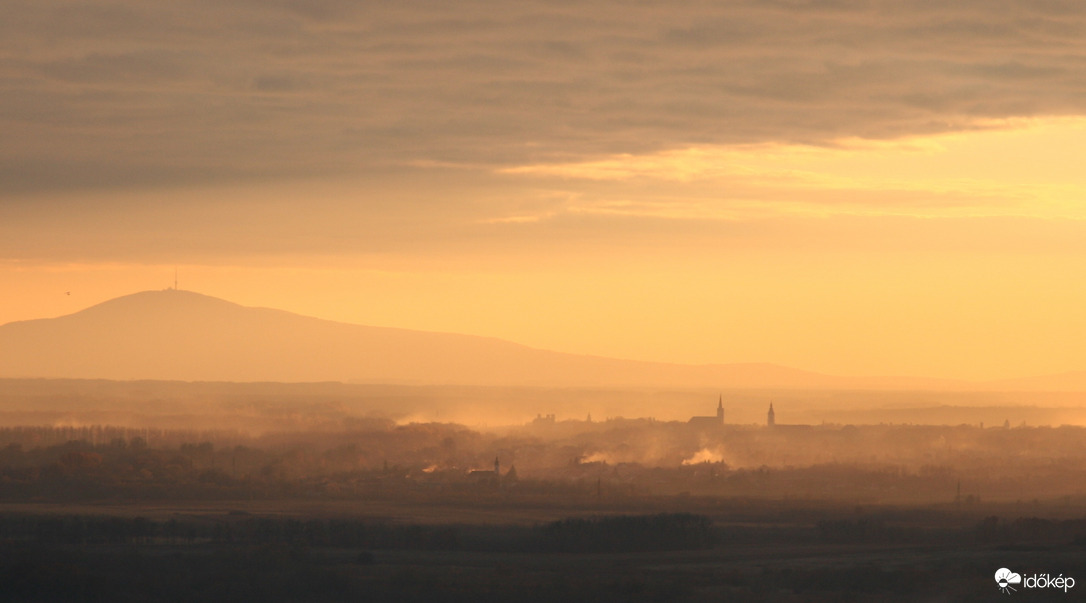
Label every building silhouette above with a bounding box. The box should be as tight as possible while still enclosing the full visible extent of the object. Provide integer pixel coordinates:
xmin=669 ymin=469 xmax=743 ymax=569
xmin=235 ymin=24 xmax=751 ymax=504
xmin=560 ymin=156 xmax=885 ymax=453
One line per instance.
xmin=469 ymin=456 xmax=501 ymax=484
xmin=688 ymin=396 xmax=725 ymax=427
xmin=767 ymin=403 xmax=775 ymax=427
xmin=532 ymin=413 xmax=556 ymax=426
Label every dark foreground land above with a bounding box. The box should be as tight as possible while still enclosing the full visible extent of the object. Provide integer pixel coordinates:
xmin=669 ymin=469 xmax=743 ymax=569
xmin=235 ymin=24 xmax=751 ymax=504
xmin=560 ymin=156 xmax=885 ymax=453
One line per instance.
xmin=2 ymin=379 xmax=1085 ymax=600
xmin=2 ymin=498 xmax=1084 ymax=602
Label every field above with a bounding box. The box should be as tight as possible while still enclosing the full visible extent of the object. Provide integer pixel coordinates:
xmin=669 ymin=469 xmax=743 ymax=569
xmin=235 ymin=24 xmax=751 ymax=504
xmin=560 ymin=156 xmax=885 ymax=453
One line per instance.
xmin=2 ymin=496 xmax=1084 ymax=602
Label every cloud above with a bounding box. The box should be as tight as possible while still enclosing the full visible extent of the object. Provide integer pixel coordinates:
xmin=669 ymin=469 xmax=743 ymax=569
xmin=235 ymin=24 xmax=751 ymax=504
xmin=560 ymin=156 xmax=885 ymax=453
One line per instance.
xmin=500 ymin=116 xmax=1086 ymax=224
xmin=6 ymin=179 xmax=1086 ymax=265
xmin=4 ymin=0 xmax=1086 ymax=195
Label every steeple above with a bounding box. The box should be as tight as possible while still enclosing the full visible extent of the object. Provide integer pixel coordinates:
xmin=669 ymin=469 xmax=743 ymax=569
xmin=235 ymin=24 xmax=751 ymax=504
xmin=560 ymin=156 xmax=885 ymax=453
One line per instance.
xmin=494 ymin=456 xmax=500 ymax=475
xmin=716 ymin=395 xmax=724 ymax=421
xmin=767 ymin=402 xmax=775 ymax=427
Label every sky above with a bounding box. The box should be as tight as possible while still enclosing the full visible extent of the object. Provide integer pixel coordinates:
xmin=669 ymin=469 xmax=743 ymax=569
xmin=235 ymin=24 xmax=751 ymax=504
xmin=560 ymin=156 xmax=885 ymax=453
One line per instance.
xmin=4 ymin=0 xmax=1086 ymax=381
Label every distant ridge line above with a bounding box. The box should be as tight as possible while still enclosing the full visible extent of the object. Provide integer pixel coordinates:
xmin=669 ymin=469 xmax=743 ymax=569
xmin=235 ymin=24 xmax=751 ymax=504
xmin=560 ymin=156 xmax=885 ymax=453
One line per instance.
xmin=1 ymin=290 xmax=1082 ymax=391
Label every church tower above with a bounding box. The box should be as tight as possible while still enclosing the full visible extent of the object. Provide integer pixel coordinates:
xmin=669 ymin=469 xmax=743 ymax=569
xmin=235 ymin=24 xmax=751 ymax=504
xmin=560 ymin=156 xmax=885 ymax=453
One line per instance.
xmin=716 ymin=395 xmax=724 ymax=423
xmin=494 ymin=456 xmax=500 ymax=476
xmin=767 ymin=402 xmax=775 ymax=427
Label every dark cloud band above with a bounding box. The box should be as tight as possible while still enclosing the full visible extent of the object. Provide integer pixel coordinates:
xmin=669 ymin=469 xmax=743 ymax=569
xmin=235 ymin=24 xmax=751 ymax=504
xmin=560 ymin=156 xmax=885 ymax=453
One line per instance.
xmin=3 ymin=1 xmax=1086 ymax=194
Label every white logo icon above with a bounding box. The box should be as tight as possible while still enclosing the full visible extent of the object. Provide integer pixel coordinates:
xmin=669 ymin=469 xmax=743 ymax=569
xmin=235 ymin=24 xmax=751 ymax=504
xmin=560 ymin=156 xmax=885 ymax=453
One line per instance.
xmin=995 ymin=568 xmax=1022 ymax=594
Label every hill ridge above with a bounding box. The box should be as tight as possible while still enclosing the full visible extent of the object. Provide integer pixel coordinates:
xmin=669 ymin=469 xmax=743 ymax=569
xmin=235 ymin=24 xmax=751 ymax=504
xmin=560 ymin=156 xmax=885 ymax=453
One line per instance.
xmin=1 ymin=290 xmax=1078 ymax=390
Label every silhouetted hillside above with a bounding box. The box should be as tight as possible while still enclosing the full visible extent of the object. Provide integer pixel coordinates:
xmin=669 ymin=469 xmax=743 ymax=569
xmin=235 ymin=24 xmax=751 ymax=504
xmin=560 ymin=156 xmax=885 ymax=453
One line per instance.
xmin=0 ymin=290 xmax=1002 ymax=389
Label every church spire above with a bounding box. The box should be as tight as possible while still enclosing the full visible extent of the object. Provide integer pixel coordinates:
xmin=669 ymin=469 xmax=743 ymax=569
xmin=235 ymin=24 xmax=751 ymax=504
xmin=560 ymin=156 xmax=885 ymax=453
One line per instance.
xmin=767 ymin=402 xmax=775 ymax=427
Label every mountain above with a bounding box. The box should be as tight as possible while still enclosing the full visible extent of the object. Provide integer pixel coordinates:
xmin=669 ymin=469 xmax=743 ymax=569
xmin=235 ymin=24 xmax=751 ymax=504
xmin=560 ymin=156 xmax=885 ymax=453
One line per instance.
xmin=0 ymin=289 xmax=985 ymax=389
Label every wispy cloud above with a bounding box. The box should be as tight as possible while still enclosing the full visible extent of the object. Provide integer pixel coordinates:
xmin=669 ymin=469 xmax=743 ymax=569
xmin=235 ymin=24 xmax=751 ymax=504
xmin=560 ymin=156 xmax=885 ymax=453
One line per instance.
xmin=502 ymin=117 xmax=1086 ymax=219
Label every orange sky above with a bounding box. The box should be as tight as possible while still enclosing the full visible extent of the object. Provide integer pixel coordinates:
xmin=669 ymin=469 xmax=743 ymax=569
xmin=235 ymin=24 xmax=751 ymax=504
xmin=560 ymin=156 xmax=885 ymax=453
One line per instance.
xmin=4 ymin=2 xmax=1086 ymax=381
